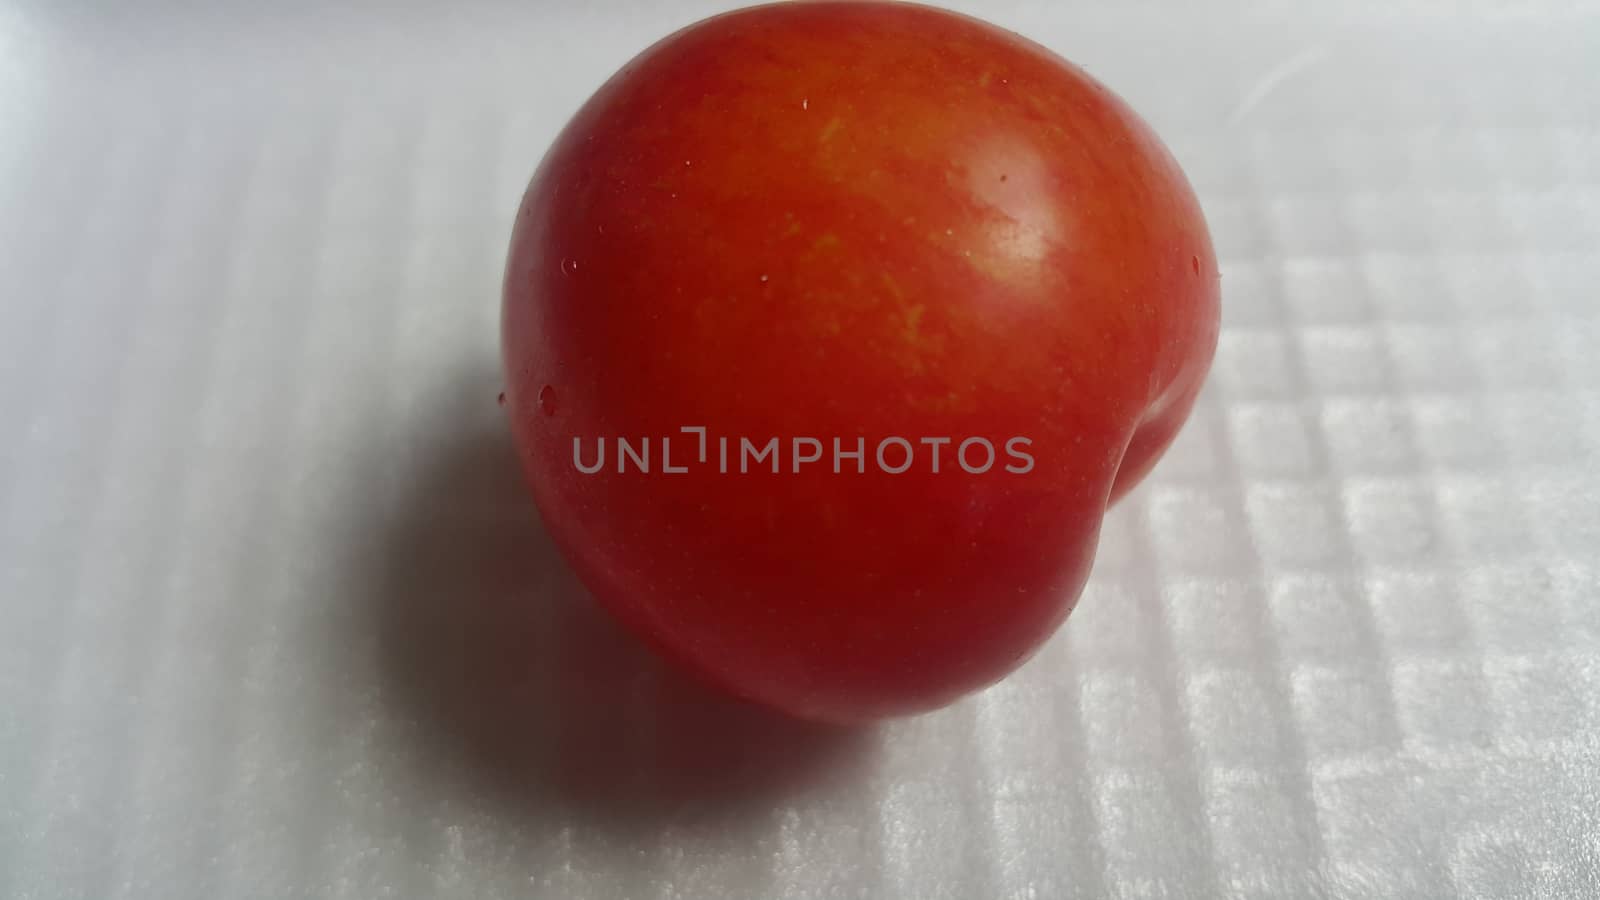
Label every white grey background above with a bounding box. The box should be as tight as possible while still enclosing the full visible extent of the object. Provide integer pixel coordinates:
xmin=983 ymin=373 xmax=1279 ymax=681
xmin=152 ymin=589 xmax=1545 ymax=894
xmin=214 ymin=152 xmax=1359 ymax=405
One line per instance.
xmin=1 ymin=1 xmax=1598 ymax=897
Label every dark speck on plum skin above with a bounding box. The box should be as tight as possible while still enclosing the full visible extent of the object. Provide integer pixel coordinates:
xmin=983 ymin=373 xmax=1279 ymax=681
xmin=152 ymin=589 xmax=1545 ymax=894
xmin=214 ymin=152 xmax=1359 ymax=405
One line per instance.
xmin=497 ymin=391 xmax=507 ymax=407
xmin=1191 ymin=255 xmax=1200 ymax=276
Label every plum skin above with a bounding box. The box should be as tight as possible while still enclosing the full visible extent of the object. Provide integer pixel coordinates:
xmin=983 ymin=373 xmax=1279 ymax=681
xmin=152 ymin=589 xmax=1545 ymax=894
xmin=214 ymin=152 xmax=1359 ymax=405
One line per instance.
xmin=502 ymin=1 xmax=1220 ymax=722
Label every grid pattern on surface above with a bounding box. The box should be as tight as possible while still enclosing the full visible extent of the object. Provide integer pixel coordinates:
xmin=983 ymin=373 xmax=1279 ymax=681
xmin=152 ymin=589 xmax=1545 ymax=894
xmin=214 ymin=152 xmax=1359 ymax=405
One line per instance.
xmin=0 ymin=2 xmax=1597 ymax=898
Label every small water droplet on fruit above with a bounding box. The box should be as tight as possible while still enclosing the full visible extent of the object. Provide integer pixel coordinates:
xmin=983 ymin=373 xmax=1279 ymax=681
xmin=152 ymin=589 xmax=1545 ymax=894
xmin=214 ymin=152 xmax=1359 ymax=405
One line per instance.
xmin=538 ymin=385 xmax=557 ymax=417
xmin=561 ymin=257 xmax=578 ymax=275
xmin=760 ymin=274 xmax=769 ymax=283
xmin=1191 ymin=255 xmax=1200 ymax=275
xmin=685 ymin=159 xmax=692 ymax=166
xmin=945 ymin=228 xmax=954 ymax=236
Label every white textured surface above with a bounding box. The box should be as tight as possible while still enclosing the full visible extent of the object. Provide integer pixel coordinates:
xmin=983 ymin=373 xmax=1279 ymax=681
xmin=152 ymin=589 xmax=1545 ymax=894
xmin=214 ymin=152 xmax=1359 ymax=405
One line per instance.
xmin=2 ymin=1 xmax=1599 ymax=897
